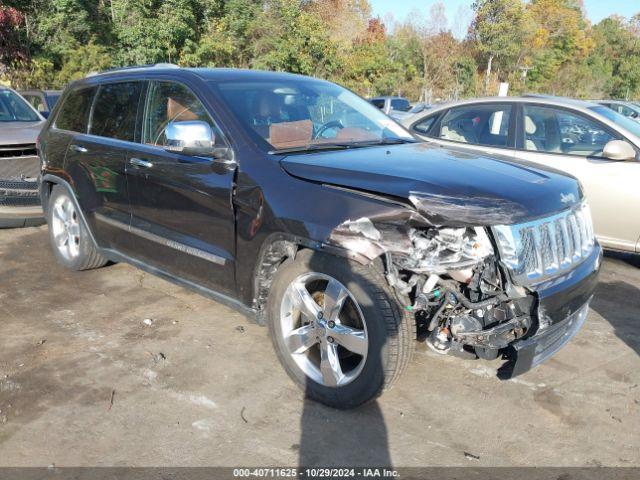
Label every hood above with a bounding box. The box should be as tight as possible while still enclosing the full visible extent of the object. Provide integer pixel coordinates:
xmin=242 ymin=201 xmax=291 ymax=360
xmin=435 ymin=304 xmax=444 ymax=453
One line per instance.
xmin=280 ymin=142 xmax=583 ymax=226
xmin=0 ymin=121 xmax=45 ymax=145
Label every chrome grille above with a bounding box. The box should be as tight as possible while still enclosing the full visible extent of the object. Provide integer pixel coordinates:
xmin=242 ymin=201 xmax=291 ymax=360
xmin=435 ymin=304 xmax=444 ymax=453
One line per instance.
xmin=0 ymin=143 xmax=37 ymax=158
xmin=493 ymin=201 xmax=595 ymax=285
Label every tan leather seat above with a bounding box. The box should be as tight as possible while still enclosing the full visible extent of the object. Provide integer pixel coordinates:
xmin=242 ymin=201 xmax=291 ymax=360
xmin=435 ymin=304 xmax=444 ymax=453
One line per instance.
xmin=441 ymin=118 xmax=478 ymax=144
xmin=167 ymin=97 xmax=199 ymax=122
xmin=525 ymin=115 xmax=540 ymax=151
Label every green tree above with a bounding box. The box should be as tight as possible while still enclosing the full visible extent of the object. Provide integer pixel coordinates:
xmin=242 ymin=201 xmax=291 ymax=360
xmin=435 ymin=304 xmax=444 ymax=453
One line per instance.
xmin=249 ymin=0 xmax=340 ymax=77
xmin=471 ymin=0 xmax=528 ymax=93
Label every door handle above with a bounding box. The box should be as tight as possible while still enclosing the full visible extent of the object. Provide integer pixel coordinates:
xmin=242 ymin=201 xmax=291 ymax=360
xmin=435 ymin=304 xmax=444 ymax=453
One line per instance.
xmin=70 ymin=144 xmax=88 ymax=153
xmin=129 ymin=157 xmax=154 ymax=169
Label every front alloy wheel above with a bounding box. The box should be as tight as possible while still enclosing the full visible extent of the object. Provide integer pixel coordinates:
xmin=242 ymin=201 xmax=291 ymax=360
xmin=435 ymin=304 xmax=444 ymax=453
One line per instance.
xmin=279 ymin=272 xmax=368 ymax=387
xmin=267 ymin=250 xmax=415 ymax=409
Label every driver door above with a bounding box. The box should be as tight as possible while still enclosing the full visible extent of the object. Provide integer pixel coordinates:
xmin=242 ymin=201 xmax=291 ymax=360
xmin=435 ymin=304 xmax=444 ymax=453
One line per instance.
xmin=125 ymin=80 xmax=237 ymax=295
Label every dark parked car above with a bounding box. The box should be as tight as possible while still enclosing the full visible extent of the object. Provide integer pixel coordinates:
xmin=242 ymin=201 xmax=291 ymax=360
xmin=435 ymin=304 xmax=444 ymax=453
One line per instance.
xmin=39 ymin=66 xmax=601 ymax=408
xmin=19 ymin=89 xmax=63 ymax=118
xmin=0 ymin=86 xmax=45 ymax=228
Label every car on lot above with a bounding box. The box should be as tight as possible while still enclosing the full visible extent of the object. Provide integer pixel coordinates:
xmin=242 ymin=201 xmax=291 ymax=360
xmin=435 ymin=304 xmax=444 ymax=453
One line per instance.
xmin=402 ymin=95 xmax=640 ymax=254
xmin=368 ymin=96 xmax=411 ymax=115
xmin=19 ymin=89 xmax=63 ymax=118
xmin=389 ymin=102 xmax=433 ymax=121
xmin=594 ymin=100 xmax=640 ymax=123
xmin=0 ymin=86 xmax=45 ymax=228
xmin=38 ymin=67 xmax=600 ymax=408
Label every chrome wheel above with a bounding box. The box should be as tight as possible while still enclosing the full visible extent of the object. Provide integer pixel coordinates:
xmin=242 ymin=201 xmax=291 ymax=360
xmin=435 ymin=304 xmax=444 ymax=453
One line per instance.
xmin=279 ymin=272 xmax=368 ymax=387
xmin=50 ymin=195 xmax=81 ymax=261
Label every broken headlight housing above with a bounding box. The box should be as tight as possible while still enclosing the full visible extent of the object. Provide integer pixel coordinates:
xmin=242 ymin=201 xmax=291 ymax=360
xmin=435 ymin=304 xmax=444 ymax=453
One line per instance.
xmin=397 ymin=226 xmax=494 ymax=274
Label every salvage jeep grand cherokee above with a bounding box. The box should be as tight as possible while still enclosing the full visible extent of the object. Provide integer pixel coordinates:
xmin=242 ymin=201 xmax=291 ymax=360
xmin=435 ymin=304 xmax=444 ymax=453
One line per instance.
xmin=38 ymin=66 xmax=601 ymax=409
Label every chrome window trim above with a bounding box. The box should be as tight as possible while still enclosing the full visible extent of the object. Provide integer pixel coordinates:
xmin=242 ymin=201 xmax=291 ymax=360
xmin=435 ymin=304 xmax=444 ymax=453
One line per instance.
xmin=95 ymin=213 xmax=226 ymax=266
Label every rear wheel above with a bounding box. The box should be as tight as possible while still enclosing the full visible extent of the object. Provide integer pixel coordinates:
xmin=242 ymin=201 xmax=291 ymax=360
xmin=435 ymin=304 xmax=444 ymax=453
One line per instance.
xmin=267 ymin=250 xmax=415 ymax=409
xmin=47 ymin=186 xmax=107 ymax=271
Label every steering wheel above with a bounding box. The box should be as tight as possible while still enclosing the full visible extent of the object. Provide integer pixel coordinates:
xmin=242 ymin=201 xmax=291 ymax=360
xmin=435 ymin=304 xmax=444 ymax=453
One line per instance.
xmin=314 ymin=120 xmax=344 ymax=139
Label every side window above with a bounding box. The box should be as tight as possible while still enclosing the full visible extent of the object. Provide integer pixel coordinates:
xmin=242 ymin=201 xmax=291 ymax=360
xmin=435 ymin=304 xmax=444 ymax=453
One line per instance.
xmin=439 ymin=104 xmax=512 ymax=147
xmin=143 ymin=81 xmax=223 ymax=150
xmin=523 ymin=105 xmax=617 ymax=157
xmin=412 ymin=116 xmax=437 ymax=135
xmin=55 ymin=87 xmax=96 ymax=133
xmin=619 ymin=105 xmax=638 ymax=119
xmin=391 ymin=98 xmax=410 ymax=112
xmin=370 ymin=99 xmax=385 ymax=110
xmin=90 ymin=82 xmax=142 ymax=141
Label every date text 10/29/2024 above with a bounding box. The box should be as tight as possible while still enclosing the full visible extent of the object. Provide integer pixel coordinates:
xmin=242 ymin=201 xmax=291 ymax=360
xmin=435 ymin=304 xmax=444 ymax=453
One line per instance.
xmin=233 ymin=468 xmax=400 ymax=478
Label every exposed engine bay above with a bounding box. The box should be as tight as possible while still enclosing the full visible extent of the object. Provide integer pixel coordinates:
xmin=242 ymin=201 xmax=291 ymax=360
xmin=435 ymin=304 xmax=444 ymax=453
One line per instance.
xmin=329 ymin=213 xmax=537 ymax=362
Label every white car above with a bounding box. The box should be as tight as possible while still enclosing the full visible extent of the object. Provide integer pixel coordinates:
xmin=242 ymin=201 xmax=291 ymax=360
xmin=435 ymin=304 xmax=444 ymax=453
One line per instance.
xmin=402 ymin=95 xmax=640 ymax=253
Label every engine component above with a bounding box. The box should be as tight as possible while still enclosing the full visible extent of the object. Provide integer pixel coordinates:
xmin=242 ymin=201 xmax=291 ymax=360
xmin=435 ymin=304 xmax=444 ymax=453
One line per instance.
xmin=395 ymin=226 xmax=494 ymax=273
xmin=452 ymin=315 xmax=531 ymax=349
xmin=426 ymin=326 xmax=451 ymax=354
xmin=449 ymin=314 xmax=483 ymax=337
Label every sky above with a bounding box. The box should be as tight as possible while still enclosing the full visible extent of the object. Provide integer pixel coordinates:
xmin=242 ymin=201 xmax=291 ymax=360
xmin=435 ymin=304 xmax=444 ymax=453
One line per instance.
xmin=369 ymin=0 xmax=639 ymax=36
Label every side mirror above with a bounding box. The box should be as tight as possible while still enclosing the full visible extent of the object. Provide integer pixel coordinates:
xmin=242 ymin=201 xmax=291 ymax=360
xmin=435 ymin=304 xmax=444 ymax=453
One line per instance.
xmin=602 ymin=140 xmax=637 ymax=161
xmin=164 ymin=120 xmax=222 ymax=158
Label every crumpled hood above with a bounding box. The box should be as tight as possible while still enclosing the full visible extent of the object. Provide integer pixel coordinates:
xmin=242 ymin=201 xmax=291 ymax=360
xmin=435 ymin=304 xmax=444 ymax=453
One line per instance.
xmin=0 ymin=121 xmax=45 ymax=145
xmin=280 ymin=142 xmax=583 ymax=226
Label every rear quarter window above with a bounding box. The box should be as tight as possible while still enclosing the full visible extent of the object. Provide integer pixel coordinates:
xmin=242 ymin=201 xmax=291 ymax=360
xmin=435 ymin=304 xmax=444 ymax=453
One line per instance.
xmin=55 ymin=87 xmax=96 ymax=132
xmin=413 ymin=115 xmax=437 ymax=135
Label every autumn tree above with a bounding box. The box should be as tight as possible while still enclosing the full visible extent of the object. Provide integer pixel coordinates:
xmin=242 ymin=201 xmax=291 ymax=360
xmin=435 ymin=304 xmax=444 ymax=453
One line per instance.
xmin=0 ymin=2 xmax=26 ymax=75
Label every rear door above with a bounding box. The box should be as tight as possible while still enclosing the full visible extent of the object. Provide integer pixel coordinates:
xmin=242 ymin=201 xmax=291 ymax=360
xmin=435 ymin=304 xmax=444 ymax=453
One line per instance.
xmin=514 ymin=103 xmax=640 ymax=252
xmin=43 ymin=86 xmax=96 ymax=181
xmin=412 ymin=102 xmax=516 ymax=160
xmin=125 ymin=79 xmax=237 ymax=295
xmin=64 ymin=81 xmax=144 ymax=252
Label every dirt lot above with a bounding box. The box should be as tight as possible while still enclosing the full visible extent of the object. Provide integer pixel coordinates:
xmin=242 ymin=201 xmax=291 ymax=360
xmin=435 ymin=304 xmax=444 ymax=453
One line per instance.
xmin=0 ymin=225 xmax=639 ymax=467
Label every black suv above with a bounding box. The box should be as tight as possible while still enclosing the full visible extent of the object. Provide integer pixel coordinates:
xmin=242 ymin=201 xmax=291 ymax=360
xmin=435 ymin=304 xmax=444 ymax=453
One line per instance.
xmin=39 ymin=66 xmax=601 ymax=409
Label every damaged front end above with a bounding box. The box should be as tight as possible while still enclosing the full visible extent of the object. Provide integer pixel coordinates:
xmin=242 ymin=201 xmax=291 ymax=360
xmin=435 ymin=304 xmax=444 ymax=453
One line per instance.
xmin=328 ymin=192 xmax=598 ymax=374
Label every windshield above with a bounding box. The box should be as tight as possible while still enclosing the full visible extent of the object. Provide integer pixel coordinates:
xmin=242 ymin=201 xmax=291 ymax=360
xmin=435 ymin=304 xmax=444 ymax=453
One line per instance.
xmin=0 ymin=90 xmax=41 ymax=122
xmin=211 ymin=79 xmax=414 ymax=153
xmin=589 ymin=106 xmax=640 ymax=139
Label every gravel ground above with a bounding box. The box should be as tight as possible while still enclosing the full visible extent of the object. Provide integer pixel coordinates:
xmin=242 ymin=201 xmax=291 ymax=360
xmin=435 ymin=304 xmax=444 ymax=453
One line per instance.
xmin=0 ymin=225 xmax=639 ymax=467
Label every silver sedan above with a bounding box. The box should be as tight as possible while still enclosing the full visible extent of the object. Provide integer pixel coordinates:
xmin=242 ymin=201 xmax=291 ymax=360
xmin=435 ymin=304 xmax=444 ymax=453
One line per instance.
xmin=401 ymin=95 xmax=640 ymax=254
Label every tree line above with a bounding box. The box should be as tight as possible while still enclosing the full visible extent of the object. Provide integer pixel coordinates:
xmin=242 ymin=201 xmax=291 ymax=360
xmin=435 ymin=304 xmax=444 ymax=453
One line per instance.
xmin=1 ymin=0 xmax=639 ymax=101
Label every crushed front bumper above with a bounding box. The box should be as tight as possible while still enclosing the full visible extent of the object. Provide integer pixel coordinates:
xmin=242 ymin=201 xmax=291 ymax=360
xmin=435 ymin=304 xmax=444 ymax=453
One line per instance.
xmin=499 ymin=299 xmax=590 ymax=378
xmin=498 ymin=244 xmax=602 ymax=379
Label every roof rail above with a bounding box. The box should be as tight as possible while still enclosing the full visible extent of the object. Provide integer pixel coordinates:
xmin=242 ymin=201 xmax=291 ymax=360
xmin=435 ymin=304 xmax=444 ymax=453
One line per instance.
xmin=86 ymin=63 xmax=180 ymax=78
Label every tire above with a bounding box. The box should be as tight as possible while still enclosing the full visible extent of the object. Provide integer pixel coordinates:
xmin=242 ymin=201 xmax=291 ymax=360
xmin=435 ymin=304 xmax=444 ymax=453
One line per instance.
xmin=47 ymin=185 xmax=107 ymax=271
xmin=267 ymin=249 xmax=415 ymax=409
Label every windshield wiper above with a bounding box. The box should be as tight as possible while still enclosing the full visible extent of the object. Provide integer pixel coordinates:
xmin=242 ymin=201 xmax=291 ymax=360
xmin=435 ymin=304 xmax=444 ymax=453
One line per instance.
xmin=268 ymin=138 xmax=417 ymax=155
xmin=268 ymin=143 xmax=361 ymax=155
xmin=356 ymin=138 xmax=418 ymax=146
